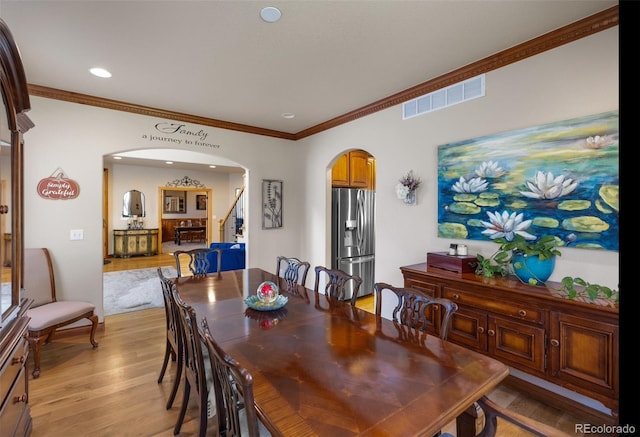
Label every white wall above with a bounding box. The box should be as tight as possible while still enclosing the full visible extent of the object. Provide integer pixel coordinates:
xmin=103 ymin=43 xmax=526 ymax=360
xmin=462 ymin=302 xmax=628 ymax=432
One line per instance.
xmin=299 ymin=28 xmax=619 ymax=292
xmin=22 ymin=27 xmax=619 ymax=321
xmin=24 ymin=102 xmax=305 ymax=319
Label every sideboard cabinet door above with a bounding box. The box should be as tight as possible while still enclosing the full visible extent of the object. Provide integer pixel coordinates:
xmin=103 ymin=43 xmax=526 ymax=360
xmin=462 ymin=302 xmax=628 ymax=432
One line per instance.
xmin=548 ymin=312 xmax=618 ymax=413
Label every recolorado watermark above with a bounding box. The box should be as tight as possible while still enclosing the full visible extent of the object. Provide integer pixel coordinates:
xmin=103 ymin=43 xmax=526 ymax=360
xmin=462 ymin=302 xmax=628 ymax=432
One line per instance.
xmin=576 ymin=423 xmax=636 ymax=434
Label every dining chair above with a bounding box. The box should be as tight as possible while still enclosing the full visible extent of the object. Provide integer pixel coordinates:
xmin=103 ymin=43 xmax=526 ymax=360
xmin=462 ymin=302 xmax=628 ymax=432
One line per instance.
xmin=157 ymin=268 xmax=183 ymax=410
xmin=475 ymin=395 xmax=572 ymax=437
xmin=23 ymin=247 xmax=99 ymax=378
xmin=373 ymin=282 xmax=458 ymax=340
xmin=313 ymin=266 xmax=362 ymax=306
xmin=276 ymin=256 xmax=310 ymax=289
xmin=172 ymin=287 xmax=210 ymax=437
xmin=200 ymin=317 xmax=273 ymax=437
xmin=190 ymin=220 xmax=207 ymax=243
xmin=174 ymin=247 xmax=223 ymax=277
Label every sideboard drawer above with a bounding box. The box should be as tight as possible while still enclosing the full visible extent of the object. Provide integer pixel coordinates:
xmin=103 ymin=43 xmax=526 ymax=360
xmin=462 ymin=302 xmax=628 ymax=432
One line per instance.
xmin=442 ymin=286 xmax=544 ymax=325
xmin=1 ymin=340 xmax=28 ymax=408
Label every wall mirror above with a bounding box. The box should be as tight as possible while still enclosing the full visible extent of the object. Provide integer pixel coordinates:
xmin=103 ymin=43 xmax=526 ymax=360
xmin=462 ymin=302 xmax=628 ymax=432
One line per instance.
xmin=163 ymin=190 xmax=186 ymax=213
xmin=0 ymin=96 xmax=10 ymax=322
xmin=122 ymin=189 xmax=145 ymax=217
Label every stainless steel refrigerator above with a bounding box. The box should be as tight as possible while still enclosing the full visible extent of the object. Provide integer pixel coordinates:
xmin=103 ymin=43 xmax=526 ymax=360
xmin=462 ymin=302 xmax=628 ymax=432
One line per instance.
xmin=332 ymin=188 xmax=375 ymax=300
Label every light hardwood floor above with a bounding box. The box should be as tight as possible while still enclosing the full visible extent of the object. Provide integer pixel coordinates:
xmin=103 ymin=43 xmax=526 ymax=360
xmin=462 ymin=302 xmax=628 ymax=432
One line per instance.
xmin=25 ymin=251 xmax=609 ymax=436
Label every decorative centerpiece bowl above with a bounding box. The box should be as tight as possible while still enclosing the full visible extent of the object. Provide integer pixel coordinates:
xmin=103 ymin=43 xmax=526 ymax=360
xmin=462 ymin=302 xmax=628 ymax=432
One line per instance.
xmin=245 ymin=281 xmax=288 ymax=311
xmin=257 ymin=281 xmax=279 ymax=303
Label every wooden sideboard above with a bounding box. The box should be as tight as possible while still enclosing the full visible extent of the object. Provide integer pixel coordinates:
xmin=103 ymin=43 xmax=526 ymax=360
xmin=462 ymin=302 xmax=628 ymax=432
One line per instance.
xmin=400 ymin=263 xmax=619 ymax=422
xmin=113 ymin=229 xmax=159 ymax=258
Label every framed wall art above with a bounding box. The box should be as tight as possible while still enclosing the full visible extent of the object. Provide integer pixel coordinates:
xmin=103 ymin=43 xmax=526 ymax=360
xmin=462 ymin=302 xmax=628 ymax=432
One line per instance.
xmin=437 ymin=110 xmax=619 ymax=251
xmin=262 ymin=180 xmax=283 ymax=229
xmin=196 ymin=194 xmax=207 ymax=210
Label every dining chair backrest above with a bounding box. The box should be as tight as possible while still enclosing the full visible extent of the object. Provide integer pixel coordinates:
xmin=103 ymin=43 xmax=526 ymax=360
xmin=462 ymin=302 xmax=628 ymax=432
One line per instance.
xmin=201 ymin=317 xmax=265 ymax=437
xmin=172 ymin=287 xmax=210 ymax=436
xmin=276 ymin=256 xmax=311 ymax=288
xmin=174 ymin=247 xmax=223 ymax=277
xmin=373 ymin=282 xmax=458 ymax=340
xmin=313 ymin=266 xmax=362 ymax=306
xmin=156 ymin=267 xmax=183 ymax=410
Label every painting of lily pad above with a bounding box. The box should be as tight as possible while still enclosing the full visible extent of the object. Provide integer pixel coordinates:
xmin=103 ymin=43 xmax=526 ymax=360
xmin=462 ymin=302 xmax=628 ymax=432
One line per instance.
xmin=437 ymin=110 xmax=619 ymax=251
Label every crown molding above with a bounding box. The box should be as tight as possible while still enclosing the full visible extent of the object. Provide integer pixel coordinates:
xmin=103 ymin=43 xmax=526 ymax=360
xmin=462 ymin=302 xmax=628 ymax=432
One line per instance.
xmin=296 ymin=5 xmax=618 ymax=139
xmin=28 ymin=5 xmax=617 ymax=141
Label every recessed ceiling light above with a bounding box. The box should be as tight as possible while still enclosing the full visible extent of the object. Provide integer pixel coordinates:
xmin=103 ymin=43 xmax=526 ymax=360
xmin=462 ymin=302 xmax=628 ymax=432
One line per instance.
xmin=282 ymin=113 xmax=295 ymax=119
xmin=260 ymin=6 xmax=281 ymax=23
xmin=209 ymin=165 xmax=217 ymax=169
xmin=113 ymin=156 xmax=123 ymax=160
xmin=165 ymin=161 xmax=174 ymax=165
xmin=89 ymin=67 xmax=112 ymax=78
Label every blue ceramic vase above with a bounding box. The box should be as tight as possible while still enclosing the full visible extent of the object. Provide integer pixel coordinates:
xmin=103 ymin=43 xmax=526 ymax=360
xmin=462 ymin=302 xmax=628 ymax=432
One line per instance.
xmin=511 ymin=253 xmax=556 ymax=285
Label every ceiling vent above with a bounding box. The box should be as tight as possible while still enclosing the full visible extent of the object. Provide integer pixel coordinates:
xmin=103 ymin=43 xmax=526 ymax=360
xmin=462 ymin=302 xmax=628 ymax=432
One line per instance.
xmin=403 ymin=74 xmax=485 ymax=120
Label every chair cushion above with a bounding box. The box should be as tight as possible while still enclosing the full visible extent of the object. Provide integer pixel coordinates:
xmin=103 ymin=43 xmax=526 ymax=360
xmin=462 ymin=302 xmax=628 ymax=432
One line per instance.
xmin=27 ymin=301 xmax=96 ymax=331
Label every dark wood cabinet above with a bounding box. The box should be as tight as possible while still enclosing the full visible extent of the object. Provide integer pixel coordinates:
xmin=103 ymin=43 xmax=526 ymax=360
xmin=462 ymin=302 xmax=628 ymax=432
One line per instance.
xmin=439 ymin=282 xmax=547 ymax=377
xmin=0 ymin=18 xmax=33 ymax=437
xmin=401 ymin=263 xmax=619 ymax=421
xmin=0 ymin=317 xmax=30 ymax=437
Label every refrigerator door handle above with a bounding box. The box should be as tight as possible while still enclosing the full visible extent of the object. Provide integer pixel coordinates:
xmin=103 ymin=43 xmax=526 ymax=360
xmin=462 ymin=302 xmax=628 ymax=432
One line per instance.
xmin=344 ymin=254 xmax=375 ymax=264
xmin=356 ymin=190 xmax=364 ymax=250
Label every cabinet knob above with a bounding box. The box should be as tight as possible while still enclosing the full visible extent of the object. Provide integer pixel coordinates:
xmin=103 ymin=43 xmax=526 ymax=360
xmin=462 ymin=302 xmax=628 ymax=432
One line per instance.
xmin=452 ymin=294 xmax=459 ymax=300
xmin=12 ymin=355 xmax=25 ymax=365
xmin=518 ymin=309 xmax=527 ymax=317
xmin=487 ymin=329 xmax=495 ymax=336
xmin=14 ymin=393 xmax=28 ymax=403
xmin=550 ymin=339 xmax=560 ymax=347
xmin=477 ymin=327 xmax=485 ymax=334
xmin=0 ymin=205 xmax=8 ymax=214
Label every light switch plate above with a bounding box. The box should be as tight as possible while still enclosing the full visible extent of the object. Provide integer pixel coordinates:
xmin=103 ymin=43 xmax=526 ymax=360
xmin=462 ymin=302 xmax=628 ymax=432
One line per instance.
xmin=70 ymin=229 xmax=84 ymax=240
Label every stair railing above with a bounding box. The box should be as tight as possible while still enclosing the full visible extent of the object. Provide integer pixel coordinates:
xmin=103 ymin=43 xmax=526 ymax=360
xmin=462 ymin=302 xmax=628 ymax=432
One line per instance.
xmin=218 ymin=186 xmax=245 ymax=242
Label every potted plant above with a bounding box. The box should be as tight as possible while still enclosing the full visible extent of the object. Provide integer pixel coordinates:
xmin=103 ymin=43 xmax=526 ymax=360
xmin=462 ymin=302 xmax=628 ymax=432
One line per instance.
xmin=499 ymin=234 xmax=563 ymax=285
xmin=473 ymin=251 xmax=510 ymax=278
xmin=474 ymin=234 xmax=563 ymax=285
xmin=551 ymin=277 xmax=619 ymax=307
xmin=474 ymin=235 xmax=619 ymax=306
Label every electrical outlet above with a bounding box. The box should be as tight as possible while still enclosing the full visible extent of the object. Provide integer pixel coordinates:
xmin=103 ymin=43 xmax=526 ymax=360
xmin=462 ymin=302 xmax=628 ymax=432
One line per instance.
xmin=70 ymin=229 xmax=84 ymax=240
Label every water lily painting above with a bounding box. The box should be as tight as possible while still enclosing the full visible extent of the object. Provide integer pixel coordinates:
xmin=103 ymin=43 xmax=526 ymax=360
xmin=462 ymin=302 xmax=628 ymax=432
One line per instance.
xmin=437 ymin=110 xmax=619 ymax=251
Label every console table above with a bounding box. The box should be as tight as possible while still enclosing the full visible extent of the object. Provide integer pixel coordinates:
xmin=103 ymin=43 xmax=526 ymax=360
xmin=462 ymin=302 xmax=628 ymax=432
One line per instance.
xmin=400 ymin=263 xmax=619 ymax=423
xmin=113 ymin=228 xmax=159 ymax=258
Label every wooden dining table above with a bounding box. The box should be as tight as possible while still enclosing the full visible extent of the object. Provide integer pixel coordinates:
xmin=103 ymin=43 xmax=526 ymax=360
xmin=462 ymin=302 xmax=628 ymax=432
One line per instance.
xmin=174 ymin=268 xmax=509 ymax=437
xmin=173 ymin=225 xmax=206 ymax=245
